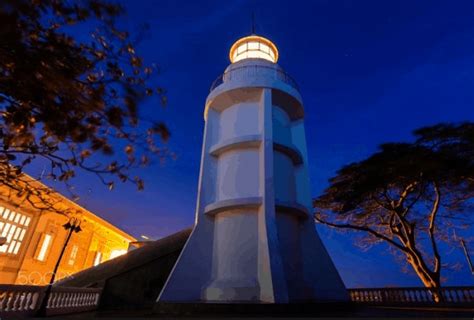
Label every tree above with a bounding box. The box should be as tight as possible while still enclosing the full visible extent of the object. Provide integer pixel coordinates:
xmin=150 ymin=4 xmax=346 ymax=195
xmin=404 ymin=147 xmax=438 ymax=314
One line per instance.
xmin=0 ymin=0 xmax=169 ymax=213
xmin=314 ymin=123 xmax=474 ymax=299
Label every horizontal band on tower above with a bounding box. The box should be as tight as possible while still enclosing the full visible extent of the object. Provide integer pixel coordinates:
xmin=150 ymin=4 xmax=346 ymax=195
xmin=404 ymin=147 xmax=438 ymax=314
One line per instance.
xmin=273 ymin=143 xmax=303 ymax=165
xmin=205 ymin=86 xmax=303 ymax=121
xmin=209 ymin=135 xmax=262 ymax=156
xmin=209 ymin=135 xmax=303 ymax=166
xmin=275 ymin=200 xmax=310 ymax=219
xmin=204 ymin=197 xmax=263 ymax=216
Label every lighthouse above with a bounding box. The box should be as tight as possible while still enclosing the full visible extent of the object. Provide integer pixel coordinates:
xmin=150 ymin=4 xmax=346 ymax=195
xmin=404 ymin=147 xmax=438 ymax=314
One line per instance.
xmin=158 ymin=34 xmax=348 ymax=303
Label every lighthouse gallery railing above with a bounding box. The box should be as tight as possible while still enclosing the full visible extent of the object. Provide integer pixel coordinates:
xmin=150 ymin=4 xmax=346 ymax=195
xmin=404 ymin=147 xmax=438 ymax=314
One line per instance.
xmin=210 ymin=65 xmax=299 ymax=92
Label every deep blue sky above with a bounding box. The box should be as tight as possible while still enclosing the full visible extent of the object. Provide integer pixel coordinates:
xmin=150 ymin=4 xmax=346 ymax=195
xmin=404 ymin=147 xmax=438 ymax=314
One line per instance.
xmin=44 ymin=0 xmax=474 ymax=288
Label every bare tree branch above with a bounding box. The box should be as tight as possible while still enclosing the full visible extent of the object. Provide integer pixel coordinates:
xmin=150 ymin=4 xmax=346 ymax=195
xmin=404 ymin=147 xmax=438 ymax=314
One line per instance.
xmin=314 ymin=213 xmax=407 ymax=252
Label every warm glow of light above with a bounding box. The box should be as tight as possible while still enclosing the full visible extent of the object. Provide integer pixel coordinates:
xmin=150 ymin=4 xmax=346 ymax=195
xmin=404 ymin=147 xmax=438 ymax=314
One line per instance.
xmin=68 ymin=245 xmax=79 ymax=265
xmin=37 ymin=234 xmax=52 ymax=261
xmin=229 ymin=35 xmax=279 ymax=63
xmin=0 ymin=207 xmax=30 ymax=255
xmin=109 ymin=249 xmax=127 ymax=259
xmin=93 ymin=251 xmax=102 ymax=266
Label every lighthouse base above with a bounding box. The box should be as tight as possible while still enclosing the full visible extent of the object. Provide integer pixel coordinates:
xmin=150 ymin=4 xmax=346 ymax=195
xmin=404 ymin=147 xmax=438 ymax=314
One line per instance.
xmin=203 ymin=278 xmax=261 ymax=302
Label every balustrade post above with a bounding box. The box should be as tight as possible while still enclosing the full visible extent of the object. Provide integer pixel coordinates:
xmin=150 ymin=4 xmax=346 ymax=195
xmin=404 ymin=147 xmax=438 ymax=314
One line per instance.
xmin=463 ymin=289 xmax=471 ymax=302
xmin=25 ymin=292 xmax=35 ymax=310
xmin=5 ymin=292 xmax=15 ymax=311
xmin=24 ymin=292 xmax=32 ymax=311
xmin=79 ymin=293 xmax=84 ymax=306
xmin=444 ymin=289 xmax=451 ymax=302
xmin=72 ymin=293 xmax=78 ymax=307
xmin=49 ymin=292 xmax=56 ymax=309
xmin=399 ymin=289 xmax=405 ymax=302
xmin=414 ymin=289 xmax=421 ymax=302
xmin=76 ymin=293 xmax=82 ymax=306
xmin=0 ymin=292 xmax=7 ymax=311
xmin=70 ymin=292 xmax=75 ymax=307
xmin=59 ymin=292 xmax=65 ymax=308
xmin=65 ymin=292 xmax=71 ymax=307
xmin=31 ymin=292 xmax=40 ymax=311
xmin=11 ymin=291 xmax=21 ymax=311
xmin=454 ymin=289 xmax=461 ymax=302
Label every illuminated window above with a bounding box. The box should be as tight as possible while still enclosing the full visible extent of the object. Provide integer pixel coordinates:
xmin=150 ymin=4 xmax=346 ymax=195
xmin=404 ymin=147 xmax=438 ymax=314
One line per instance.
xmin=109 ymin=249 xmax=127 ymax=260
xmin=93 ymin=251 xmax=102 ymax=266
xmin=0 ymin=206 xmax=30 ymax=255
xmin=248 ymin=41 xmax=259 ymax=50
xmin=68 ymin=245 xmax=79 ymax=266
xmin=36 ymin=234 xmax=52 ymax=261
xmin=229 ymin=35 xmax=279 ymax=63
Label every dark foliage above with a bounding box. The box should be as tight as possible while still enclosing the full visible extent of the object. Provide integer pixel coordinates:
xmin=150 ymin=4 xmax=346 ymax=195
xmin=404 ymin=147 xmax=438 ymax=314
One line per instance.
xmin=314 ymin=122 xmax=474 ymax=291
xmin=0 ymin=0 xmax=169 ymax=213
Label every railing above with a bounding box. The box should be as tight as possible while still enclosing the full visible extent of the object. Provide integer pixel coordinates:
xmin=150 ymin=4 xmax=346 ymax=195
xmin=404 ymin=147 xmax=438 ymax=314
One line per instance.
xmin=0 ymin=285 xmax=43 ymax=315
xmin=44 ymin=286 xmax=101 ymax=316
xmin=210 ymin=65 xmax=299 ymax=92
xmin=0 ymin=284 xmax=102 ymax=316
xmin=349 ymin=286 xmax=474 ymax=305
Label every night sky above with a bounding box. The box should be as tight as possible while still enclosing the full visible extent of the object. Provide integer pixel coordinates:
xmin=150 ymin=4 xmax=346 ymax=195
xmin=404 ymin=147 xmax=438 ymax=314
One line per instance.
xmin=40 ymin=0 xmax=474 ymax=288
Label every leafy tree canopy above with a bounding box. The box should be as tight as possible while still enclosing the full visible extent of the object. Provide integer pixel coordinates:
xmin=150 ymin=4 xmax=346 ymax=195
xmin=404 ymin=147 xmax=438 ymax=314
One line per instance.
xmin=0 ymin=0 xmax=169 ymax=213
xmin=314 ymin=122 xmax=474 ymax=291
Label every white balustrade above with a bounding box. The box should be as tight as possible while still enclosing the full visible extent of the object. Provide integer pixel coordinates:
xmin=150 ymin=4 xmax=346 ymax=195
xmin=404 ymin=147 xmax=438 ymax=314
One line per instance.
xmin=0 ymin=285 xmax=102 ymax=316
xmin=349 ymin=286 xmax=474 ymax=305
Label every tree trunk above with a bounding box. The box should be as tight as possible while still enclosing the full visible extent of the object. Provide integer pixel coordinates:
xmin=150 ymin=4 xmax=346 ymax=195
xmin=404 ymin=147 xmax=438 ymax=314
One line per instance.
xmin=406 ymin=253 xmax=442 ymax=302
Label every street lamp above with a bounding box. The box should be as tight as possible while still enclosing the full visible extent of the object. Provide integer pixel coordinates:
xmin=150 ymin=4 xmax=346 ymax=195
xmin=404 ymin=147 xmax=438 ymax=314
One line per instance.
xmin=36 ymin=217 xmax=82 ymax=316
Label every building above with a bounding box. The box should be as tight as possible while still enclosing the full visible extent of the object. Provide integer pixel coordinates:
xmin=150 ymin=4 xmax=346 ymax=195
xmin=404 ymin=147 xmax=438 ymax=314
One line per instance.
xmin=0 ymin=174 xmax=136 ymax=285
xmin=158 ymin=34 xmax=347 ymax=303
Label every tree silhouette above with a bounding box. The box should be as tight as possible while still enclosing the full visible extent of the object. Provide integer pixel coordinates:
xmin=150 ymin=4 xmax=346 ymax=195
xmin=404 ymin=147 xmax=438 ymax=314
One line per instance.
xmin=314 ymin=123 xmax=474 ymax=298
xmin=0 ymin=0 xmax=169 ymax=213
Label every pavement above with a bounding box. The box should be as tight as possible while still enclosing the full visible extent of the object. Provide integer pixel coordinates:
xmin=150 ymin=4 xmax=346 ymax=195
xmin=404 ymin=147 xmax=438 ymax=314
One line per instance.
xmin=39 ymin=303 xmax=474 ymax=319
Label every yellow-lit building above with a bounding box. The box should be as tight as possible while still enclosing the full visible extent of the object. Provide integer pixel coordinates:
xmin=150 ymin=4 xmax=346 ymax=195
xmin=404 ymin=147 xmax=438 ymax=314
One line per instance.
xmin=0 ymin=175 xmax=136 ymax=285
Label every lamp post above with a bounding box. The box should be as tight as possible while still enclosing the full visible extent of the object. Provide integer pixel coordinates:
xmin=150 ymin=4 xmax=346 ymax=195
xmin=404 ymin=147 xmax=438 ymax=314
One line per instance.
xmin=36 ymin=217 xmax=82 ymax=317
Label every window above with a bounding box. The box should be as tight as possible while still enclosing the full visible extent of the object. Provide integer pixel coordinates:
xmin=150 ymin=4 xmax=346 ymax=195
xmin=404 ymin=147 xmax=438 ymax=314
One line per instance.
xmin=248 ymin=41 xmax=259 ymax=50
xmin=68 ymin=245 xmax=79 ymax=266
xmin=0 ymin=206 xmax=30 ymax=255
xmin=260 ymin=43 xmax=270 ymax=54
xmin=36 ymin=234 xmax=52 ymax=261
xmin=237 ymin=44 xmax=246 ymax=54
xmin=109 ymin=249 xmax=127 ymax=260
xmin=93 ymin=251 xmax=102 ymax=266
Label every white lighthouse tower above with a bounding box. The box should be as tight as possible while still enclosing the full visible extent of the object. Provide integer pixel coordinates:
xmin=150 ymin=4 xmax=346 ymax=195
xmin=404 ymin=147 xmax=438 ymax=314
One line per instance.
xmin=158 ymin=34 xmax=348 ymax=303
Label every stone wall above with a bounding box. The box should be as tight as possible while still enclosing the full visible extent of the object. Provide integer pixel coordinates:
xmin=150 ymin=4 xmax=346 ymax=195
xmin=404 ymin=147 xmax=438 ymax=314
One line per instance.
xmin=57 ymin=228 xmax=191 ymax=310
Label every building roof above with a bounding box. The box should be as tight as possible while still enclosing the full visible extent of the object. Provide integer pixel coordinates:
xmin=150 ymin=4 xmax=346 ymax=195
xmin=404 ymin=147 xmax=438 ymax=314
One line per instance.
xmin=0 ymin=173 xmax=137 ymax=242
